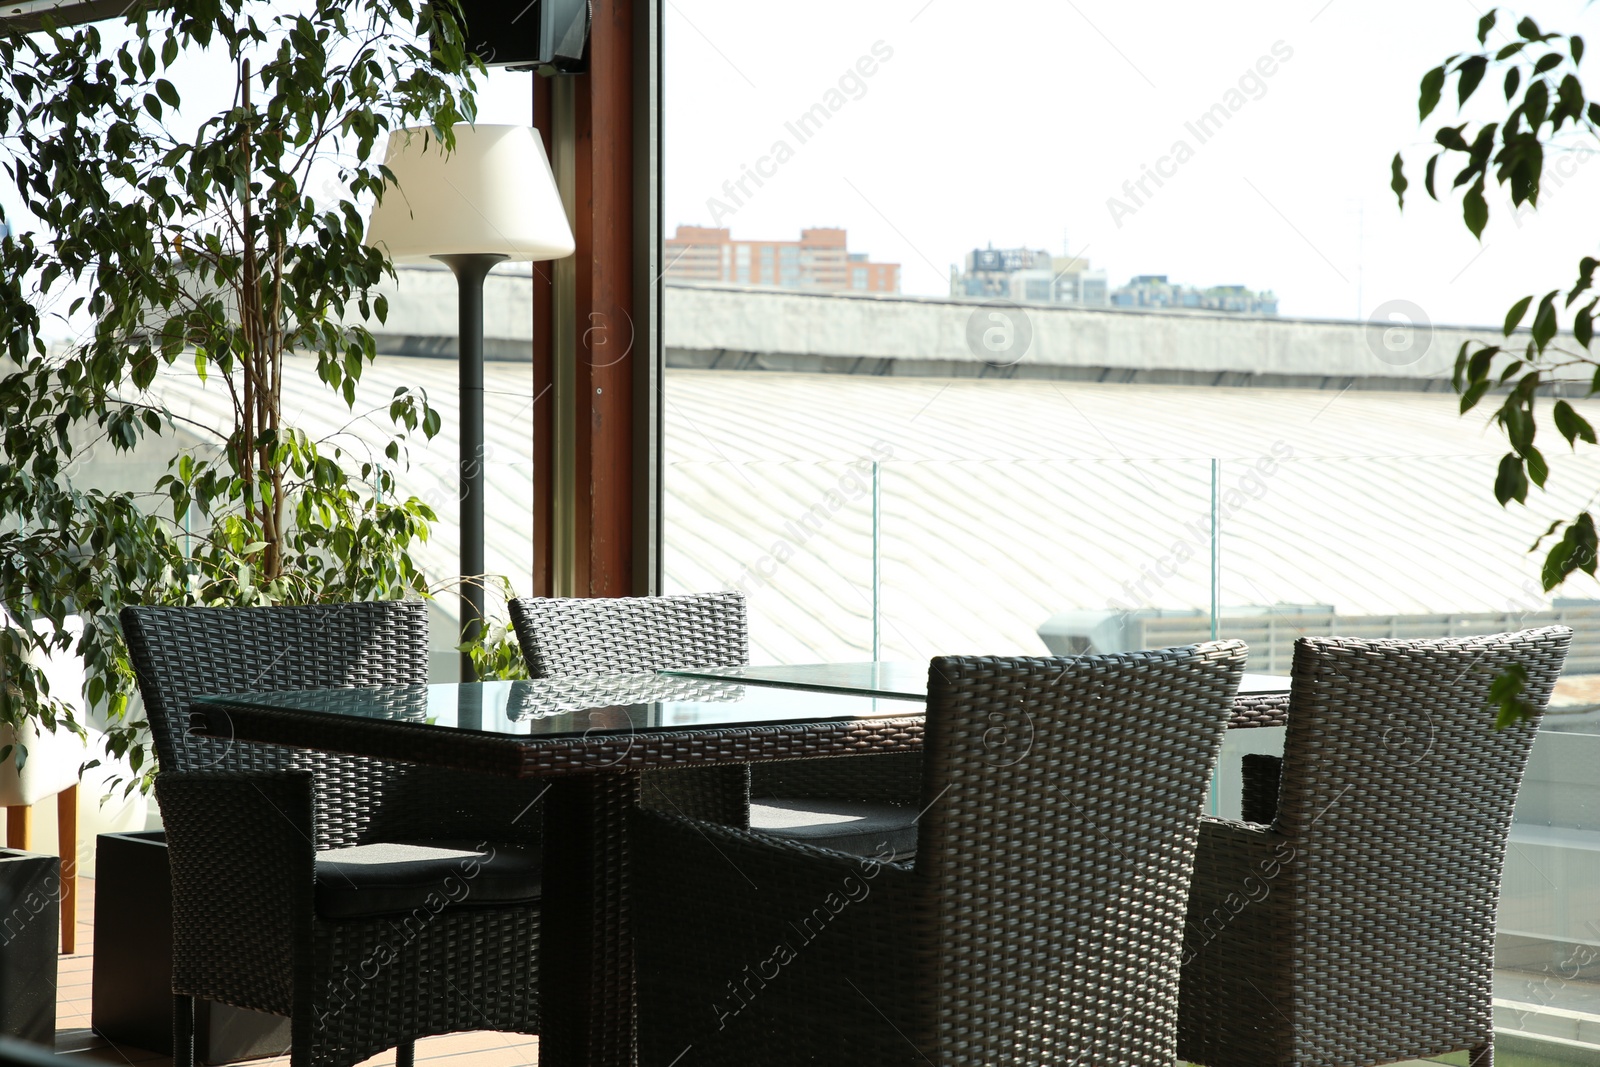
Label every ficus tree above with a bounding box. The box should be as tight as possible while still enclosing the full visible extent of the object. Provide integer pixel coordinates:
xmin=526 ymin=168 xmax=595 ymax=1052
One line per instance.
xmin=1392 ymin=8 xmax=1600 ymax=723
xmin=0 ymin=0 xmax=481 ymax=789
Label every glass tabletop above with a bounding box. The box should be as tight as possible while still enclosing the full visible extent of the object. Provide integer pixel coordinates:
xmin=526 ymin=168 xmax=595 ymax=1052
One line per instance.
xmin=661 ymin=661 xmax=1293 ymax=699
xmin=194 ymin=673 xmax=924 ymax=740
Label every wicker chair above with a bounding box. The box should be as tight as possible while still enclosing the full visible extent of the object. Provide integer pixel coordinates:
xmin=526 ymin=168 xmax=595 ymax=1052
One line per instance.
xmin=121 ymin=601 xmax=544 ymax=1067
xmin=631 ymin=642 xmax=1248 ymax=1066
xmin=508 ymin=592 xmax=923 ymax=857
xmin=1178 ymin=627 xmax=1573 ymax=1067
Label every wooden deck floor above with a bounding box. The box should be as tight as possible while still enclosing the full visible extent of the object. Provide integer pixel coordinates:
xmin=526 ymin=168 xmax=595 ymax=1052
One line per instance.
xmin=53 ymin=876 xmax=540 ymax=1067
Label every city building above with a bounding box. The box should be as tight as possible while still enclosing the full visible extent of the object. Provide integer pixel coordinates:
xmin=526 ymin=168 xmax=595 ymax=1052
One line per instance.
xmin=949 ymin=245 xmax=1110 ymax=307
xmin=664 ymin=225 xmax=900 ymax=293
xmin=1111 ymin=274 xmax=1278 ymax=315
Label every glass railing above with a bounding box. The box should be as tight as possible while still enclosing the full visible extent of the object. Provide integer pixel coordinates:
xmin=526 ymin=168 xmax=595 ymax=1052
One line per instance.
xmin=663 ymin=451 xmax=1600 ymax=1061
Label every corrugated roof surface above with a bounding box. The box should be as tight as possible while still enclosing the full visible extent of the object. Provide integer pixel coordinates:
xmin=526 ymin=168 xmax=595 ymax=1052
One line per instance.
xmin=144 ymin=356 xmax=1600 ymax=665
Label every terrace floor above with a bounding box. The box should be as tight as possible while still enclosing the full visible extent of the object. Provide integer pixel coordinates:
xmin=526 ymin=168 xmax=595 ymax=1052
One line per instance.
xmin=47 ymin=876 xmax=1575 ymax=1067
xmin=54 ymin=876 xmax=541 ymax=1067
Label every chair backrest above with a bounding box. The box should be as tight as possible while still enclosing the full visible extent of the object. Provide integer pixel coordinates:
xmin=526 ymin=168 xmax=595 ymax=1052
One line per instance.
xmin=916 ymin=641 xmax=1247 ymax=1065
xmin=1271 ymin=626 xmax=1571 ymax=1062
xmin=122 ymin=600 xmax=429 ymax=773
xmin=508 ymin=592 xmax=747 ymax=677
xmin=121 ymin=601 xmax=430 ymax=847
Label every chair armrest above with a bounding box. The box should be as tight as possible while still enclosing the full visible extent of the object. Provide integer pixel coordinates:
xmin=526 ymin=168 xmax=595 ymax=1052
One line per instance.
xmin=631 ymin=809 xmax=925 ymax=1061
xmin=1178 ymin=816 xmax=1297 ymax=1065
xmin=154 ymin=771 xmax=316 ymax=1016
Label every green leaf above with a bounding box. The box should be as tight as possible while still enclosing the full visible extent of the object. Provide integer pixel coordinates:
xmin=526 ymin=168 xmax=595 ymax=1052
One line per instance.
xmin=1468 ymin=344 xmax=1498 ymax=384
xmin=1464 ymin=178 xmax=1489 ymax=237
xmin=1505 ymin=295 xmax=1534 ymax=335
xmin=1526 ymin=445 xmax=1549 ymax=488
xmin=1461 ymin=380 xmax=1492 ymax=413
xmin=1574 ymin=35 xmax=1585 ymax=65
xmin=1535 ymin=53 xmax=1563 ymax=74
xmin=1544 ymin=513 xmax=1600 ymax=590
xmin=1505 ymin=65 xmax=1521 ymax=102
xmin=1425 ymin=154 xmax=1440 ymax=199
xmin=1553 ymin=400 xmax=1596 ymax=447
xmin=1568 ymin=257 xmax=1598 ymax=307
xmin=1578 ymin=513 xmax=1599 ymax=576
xmin=1495 ymin=453 xmax=1529 ymax=505
xmin=1420 ymin=65 xmax=1447 ymax=120
xmin=1577 ymin=303 xmax=1595 ymax=349
xmin=155 ymin=79 xmax=179 ymax=108
xmin=1489 ymin=663 xmax=1534 ymax=729
xmin=1458 ymin=55 xmax=1488 ymax=105
xmin=1478 ymin=9 xmax=1497 ymax=45
xmin=1519 ymin=16 xmax=1543 ymax=40
xmin=1533 ymin=292 xmax=1559 ymax=350
xmin=1390 ymin=153 xmax=1408 ymax=208
xmin=1533 ymin=518 xmax=1566 ymax=552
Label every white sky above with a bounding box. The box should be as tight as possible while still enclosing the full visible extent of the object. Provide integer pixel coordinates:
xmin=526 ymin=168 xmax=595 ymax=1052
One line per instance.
xmin=8 ymin=1 xmax=1598 ymax=332
xmin=639 ymin=0 xmax=1600 ymax=326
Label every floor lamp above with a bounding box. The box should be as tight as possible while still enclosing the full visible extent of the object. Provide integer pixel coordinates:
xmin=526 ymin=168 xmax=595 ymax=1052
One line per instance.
xmin=367 ymin=124 xmax=574 ymax=682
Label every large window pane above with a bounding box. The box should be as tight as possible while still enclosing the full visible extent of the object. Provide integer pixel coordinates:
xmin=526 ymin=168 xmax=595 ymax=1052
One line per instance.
xmin=665 ymin=3 xmax=1600 ymax=1059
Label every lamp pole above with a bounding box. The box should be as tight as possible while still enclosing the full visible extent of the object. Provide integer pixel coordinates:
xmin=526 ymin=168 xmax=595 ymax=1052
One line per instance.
xmin=436 ymin=252 xmax=507 ymax=684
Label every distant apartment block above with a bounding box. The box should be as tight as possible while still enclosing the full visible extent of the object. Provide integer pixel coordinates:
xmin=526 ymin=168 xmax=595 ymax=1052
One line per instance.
xmin=1111 ymin=274 xmax=1278 ymax=315
xmin=949 ymin=246 xmax=1109 ymax=307
xmin=665 ymin=226 xmax=901 ymax=293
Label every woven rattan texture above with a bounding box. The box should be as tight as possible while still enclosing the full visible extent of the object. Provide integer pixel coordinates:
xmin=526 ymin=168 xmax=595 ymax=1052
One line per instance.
xmin=538 ymin=773 xmax=644 ymax=1067
xmin=124 ymin=602 xmax=546 ymax=849
xmin=632 ymin=642 xmax=1247 ymax=1066
xmin=310 ymin=897 xmax=539 ymax=1067
xmin=1230 ymin=689 xmax=1290 ymax=728
xmin=195 ymin=698 xmax=928 ymax=777
xmin=125 ymin=602 xmax=543 ymax=1067
xmin=509 ymin=592 xmax=749 ymax=677
xmin=1178 ymin=627 xmax=1572 ymax=1067
xmin=157 ymin=772 xmax=313 ymax=1017
xmin=509 ymin=592 xmax=923 ymax=807
xmin=1240 ymin=752 xmax=1283 ymax=825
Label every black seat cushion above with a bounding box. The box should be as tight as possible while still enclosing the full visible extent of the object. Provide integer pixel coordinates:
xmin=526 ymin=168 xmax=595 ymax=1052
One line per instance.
xmin=750 ymin=799 xmax=918 ymax=861
xmin=315 ymin=839 xmax=540 ymax=920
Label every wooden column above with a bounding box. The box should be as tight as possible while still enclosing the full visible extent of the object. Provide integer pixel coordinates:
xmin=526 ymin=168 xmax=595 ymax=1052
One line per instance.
xmin=531 ymin=88 xmax=558 ymax=597
xmin=532 ymin=0 xmax=661 ymax=600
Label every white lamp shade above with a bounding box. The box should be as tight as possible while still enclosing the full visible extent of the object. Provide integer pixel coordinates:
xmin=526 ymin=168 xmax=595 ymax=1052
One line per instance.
xmin=365 ymin=124 xmax=575 ymax=263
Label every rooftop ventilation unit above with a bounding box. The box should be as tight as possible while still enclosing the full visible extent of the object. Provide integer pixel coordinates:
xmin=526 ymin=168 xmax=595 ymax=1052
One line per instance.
xmin=1038 ymin=605 xmax=1337 ymax=657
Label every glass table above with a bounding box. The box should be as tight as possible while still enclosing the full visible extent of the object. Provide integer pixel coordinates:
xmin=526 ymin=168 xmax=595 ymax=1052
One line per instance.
xmin=661 ymin=661 xmax=1293 ymax=728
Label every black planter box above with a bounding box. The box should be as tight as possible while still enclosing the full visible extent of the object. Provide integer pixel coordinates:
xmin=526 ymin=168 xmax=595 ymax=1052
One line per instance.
xmin=91 ymin=831 xmax=290 ymax=1063
xmin=0 ymin=849 xmax=58 ymax=1044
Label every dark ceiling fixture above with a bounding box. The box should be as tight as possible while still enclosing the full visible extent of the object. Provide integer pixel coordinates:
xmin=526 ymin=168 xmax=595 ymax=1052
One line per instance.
xmin=1 ymin=0 xmax=591 ymax=77
xmin=0 ymin=0 xmax=149 ymax=35
xmin=456 ymin=0 xmax=590 ymax=75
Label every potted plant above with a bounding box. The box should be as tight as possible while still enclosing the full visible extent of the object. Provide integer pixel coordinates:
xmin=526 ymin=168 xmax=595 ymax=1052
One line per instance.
xmin=0 ymin=0 xmax=482 ymax=781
